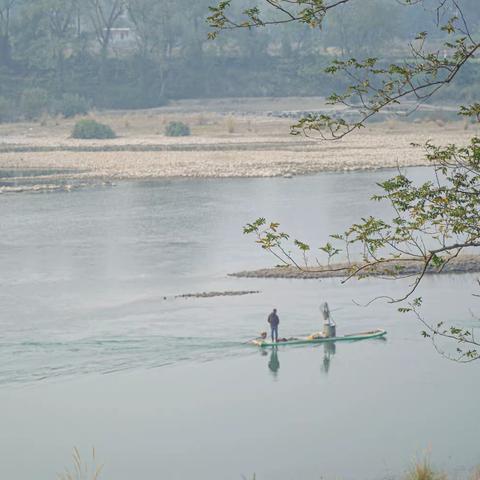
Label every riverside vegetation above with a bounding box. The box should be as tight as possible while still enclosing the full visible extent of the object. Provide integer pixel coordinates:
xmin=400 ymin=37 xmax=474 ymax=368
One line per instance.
xmin=0 ymin=0 xmax=479 ymax=121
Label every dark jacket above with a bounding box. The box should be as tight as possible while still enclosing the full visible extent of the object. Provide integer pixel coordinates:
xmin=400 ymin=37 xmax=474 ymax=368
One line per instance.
xmin=268 ymin=312 xmax=280 ymax=327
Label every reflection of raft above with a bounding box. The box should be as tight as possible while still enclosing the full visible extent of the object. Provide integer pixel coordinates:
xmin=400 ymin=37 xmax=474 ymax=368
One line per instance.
xmin=251 ymin=329 xmax=387 ymax=347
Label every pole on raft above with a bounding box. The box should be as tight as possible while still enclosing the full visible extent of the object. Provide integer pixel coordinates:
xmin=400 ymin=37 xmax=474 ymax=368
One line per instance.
xmin=321 ymin=302 xmax=336 ymax=338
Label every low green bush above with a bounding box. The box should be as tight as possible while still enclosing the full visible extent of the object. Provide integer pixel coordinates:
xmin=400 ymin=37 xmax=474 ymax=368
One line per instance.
xmin=20 ymin=87 xmax=49 ymax=120
xmin=56 ymin=93 xmax=89 ymax=118
xmin=165 ymin=121 xmax=190 ymax=137
xmin=71 ymin=119 xmax=116 ymax=139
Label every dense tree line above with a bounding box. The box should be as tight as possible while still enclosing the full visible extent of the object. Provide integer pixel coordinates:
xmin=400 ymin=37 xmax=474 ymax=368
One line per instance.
xmin=0 ymin=0 xmax=478 ymax=121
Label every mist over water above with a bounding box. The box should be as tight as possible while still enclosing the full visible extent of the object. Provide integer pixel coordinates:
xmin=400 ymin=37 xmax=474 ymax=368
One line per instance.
xmin=0 ymin=169 xmax=424 ymax=386
xmin=0 ymin=170 xmax=478 ymax=479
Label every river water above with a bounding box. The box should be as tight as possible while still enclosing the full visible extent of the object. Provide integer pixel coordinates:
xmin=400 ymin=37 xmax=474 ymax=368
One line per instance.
xmin=0 ymin=170 xmax=478 ymax=480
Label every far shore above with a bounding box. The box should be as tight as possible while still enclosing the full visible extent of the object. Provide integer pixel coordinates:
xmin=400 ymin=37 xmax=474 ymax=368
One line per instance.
xmin=0 ymin=98 xmax=477 ymax=181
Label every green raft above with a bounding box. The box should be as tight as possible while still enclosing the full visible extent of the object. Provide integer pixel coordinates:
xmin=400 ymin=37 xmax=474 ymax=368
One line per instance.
xmin=251 ymin=328 xmax=387 ymax=347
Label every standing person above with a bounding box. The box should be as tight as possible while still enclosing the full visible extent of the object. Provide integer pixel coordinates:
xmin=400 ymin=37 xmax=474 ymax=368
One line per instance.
xmin=267 ymin=308 xmax=280 ymax=342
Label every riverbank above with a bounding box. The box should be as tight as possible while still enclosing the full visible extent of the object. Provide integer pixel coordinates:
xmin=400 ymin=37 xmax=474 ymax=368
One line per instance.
xmin=0 ymin=98 xmax=476 ymax=180
xmin=231 ymin=255 xmax=480 ymax=279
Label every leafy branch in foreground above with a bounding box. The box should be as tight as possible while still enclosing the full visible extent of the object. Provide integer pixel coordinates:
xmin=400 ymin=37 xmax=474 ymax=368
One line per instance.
xmin=212 ymin=0 xmax=480 ymax=362
xmin=208 ymin=0 xmax=479 ymax=140
xmin=244 ymin=135 xmax=480 ymax=361
xmin=207 ymin=0 xmax=350 ymax=39
xmin=402 ymin=298 xmax=479 ymax=363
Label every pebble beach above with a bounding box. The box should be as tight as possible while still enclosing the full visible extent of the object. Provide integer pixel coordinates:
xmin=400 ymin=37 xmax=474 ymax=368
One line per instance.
xmin=0 ymin=98 xmax=476 ymax=183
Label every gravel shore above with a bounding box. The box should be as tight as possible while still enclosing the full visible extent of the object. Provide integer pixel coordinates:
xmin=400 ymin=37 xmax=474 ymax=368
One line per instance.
xmin=0 ymin=131 xmax=472 ymax=180
xmin=0 ymin=105 xmax=476 ymax=180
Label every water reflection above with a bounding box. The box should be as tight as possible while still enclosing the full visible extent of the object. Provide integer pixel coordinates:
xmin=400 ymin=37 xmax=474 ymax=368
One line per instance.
xmin=268 ymin=348 xmax=280 ymax=378
xmin=263 ymin=343 xmax=338 ymax=378
xmin=321 ymin=342 xmax=336 ymax=374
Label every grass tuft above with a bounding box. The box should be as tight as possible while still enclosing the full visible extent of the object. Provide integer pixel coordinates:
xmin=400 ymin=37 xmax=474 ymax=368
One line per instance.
xmin=57 ymin=447 xmax=103 ymax=480
xmin=407 ymin=457 xmax=445 ymax=480
xmin=471 ymin=466 xmax=480 ymax=480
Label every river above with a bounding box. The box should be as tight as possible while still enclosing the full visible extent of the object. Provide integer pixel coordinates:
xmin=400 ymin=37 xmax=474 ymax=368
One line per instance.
xmin=0 ymin=169 xmax=478 ymax=480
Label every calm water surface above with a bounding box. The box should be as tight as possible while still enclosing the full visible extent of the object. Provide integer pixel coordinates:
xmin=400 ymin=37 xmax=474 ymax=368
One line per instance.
xmin=0 ymin=170 xmax=478 ymax=479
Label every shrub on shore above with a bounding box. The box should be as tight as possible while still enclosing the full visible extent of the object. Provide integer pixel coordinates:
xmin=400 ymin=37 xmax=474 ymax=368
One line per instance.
xmin=72 ymin=119 xmax=116 ymax=139
xmin=165 ymin=121 xmax=190 ymax=137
